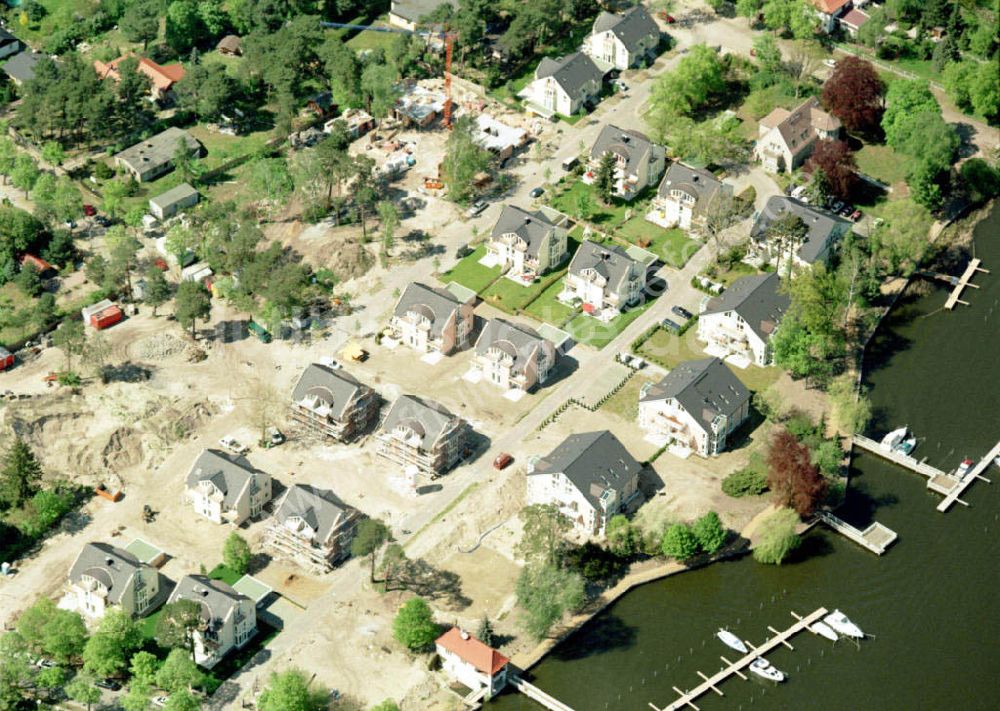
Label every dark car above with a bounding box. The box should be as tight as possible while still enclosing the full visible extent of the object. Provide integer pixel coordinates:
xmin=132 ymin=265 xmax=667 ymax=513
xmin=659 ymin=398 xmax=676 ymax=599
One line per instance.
xmin=529 ymin=187 xmax=545 ymax=198
xmin=671 ymin=305 xmax=693 ymax=321
xmin=661 ymin=318 xmax=681 ymax=333
xmin=95 ymin=678 xmax=122 ymax=691
xmin=455 ymin=244 xmax=473 ymax=259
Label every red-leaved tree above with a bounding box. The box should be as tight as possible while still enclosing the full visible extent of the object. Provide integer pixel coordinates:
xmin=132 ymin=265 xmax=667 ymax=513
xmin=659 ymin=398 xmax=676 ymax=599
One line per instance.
xmin=821 ymin=57 xmax=885 ymax=135
xmin=767 ymin=429 xmax=828 ymax=517
xmin=805 ymin=140 xmax=858 ymax=200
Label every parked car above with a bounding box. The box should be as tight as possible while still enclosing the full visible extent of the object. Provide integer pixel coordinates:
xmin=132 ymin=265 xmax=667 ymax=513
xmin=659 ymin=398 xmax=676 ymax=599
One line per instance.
xmin=790 ymin=185 xmax=808 ymax=201
xmin=219 ymin=436 xmax=249 ymax=455
xmin=454 ymin=243 xmax=473 ymax=259
xmin=830 ymin=200 xmax=844 ymax=213
xmin=466 ymin=199 xmax=488 ymax=218
xmin=671 ymin=305 xmax=693 ymax=321
xmin=839 ymin=205 xmax=853 ymax=217
xmin=493 ymin=452 xmax=513 ymax=470
xmin=33 ymin=658 xmax=56 ymax=669
xmin=661 ymin=318 xmax=681 ymax=334
xmin=612 ymin=78 xmax=628 ymax=92
xmin=95 ymin=678 xmax=121 ymax=691
xmin=266 ymin=427 xmax=285 ymax=446
xmin=95 ymin=215 xmax=112 ymax=227
xmin=561 ymin=156 xmax=579 ymax=171
xmin=152 ymin=696 xmax=169 ymax=708
xmin=529 ymin=187 xmax=545 ymax=198
xmin=823 ymin=59 xmax=837 ymax=68
xmin=849 ymin=209 xmax=862 ymax=222
xmin=83 ymin=204 xmax=97 ymax=217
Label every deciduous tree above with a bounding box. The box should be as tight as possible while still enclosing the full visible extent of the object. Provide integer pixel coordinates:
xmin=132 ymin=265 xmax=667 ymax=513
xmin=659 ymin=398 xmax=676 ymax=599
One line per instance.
xmin=223 ymin=531 xmax=252 ymax=575
xmin=821 ymin=56 xmax=884 ymax=134
xmin=82 ymin=609 xmax=143 ymax=678
xmin=258 ymin=668 xmax=329 ymax=711
xmin=515 ymin=563 xmax=585 ymax=640
xmin=66 ymin=672 xmax=102 ymax=710
xmin=660 ymin=523 xmax=699 ymax=561
xmin=52 ymin=318 xmax=85 ymax=372
xmin=440 ymin=115 xmax=491 ymax=205
xmin=392 ymin=597 xmax=440 ymax=651
xmin=804 ymin=140 xmax=857 ymax=199
xmin=351 ymin=518 xmax=389 ymax=582
xmin=692 ymin=511 xmax=727 ymax=554
xmin=155 ymin=600 xmax=204 ymax=658
xmin=156 ymin=648 xmax=203 ymax=693
xmin=767 ymin=429 xmax=827 ymax=516
xmin=752 ymin=507 xmax=801 ymax=564
xmin=516 ymin=504 xmax=571 ymax=565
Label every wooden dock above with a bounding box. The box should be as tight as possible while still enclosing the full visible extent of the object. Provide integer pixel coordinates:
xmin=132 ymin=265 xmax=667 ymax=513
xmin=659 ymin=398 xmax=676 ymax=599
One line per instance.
xmin=936 ymin=440 xmax=1000 ymax=512
xmin=852 ymin=435 xmax=952 ymax=483
xmin=649 ymin=608 xmax=829 ymax=711
xmin=817 ymin=511 xmax=897 ymax=555
xmin=943 ymin=258 xmax=988 ymax=310
xmin=511 ymin=677 xmax=575 ymax=711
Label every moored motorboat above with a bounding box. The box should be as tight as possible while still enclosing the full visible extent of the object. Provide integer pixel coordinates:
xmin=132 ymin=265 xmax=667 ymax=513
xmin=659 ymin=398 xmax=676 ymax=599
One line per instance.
xmin=880 ymin=427 xmax=907 ymax=451
xmin=957 ymin=458 xmax=975 ymax=479
xmin=749 ymin=658 xmax=786 ymax=682
xmin=893 ymin=435 xmax=917 ymax=456
xmin=994 ymin=455 xmax=1000 ymax=468
xmin=717 ymin=629 xmax=748 ymax=654
xmin=824 ymin=610 xmax=864 ymax=639
xmin=809 ymin=621 xmax=838 ymax=642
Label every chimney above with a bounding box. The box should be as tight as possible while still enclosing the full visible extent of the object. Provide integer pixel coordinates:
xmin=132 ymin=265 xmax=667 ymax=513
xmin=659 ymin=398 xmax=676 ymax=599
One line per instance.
xmin=106 ymin=558 xmax=115 ymax=566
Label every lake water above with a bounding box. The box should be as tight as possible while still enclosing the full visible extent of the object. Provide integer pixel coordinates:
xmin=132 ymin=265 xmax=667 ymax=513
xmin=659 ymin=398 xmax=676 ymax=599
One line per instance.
xmin=490 ymin=204 xmax=1000 ymax=710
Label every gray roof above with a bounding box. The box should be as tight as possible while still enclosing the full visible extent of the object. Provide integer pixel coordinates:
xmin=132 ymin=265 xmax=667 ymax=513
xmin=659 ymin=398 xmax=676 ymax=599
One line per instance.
xmin=592 ymin=6 xmax=659 ymax=53
xmin=168 ymin=575 xmax=249 ymax=626
xmin=186 ymin=449 xmax=266 ymax=510
xmin=273 ymin=484 xmax=354 ymax=546
xmin=149 ymin=182 xmax=198 ymax=211
xmin=380 ymin=394 xmax=461 ymax=450
xmin=752 ymin=196 xmax=852 ymax=264
xmin=529 ymin=431 xmax=641 ymax=511
xmin=68 ymin=542 xmax=143 ymax=604
xmin=393 ymin=282 xmax=462 ymax=339
xmin=114 ymin=127 xmax=202 ymax=174
xmin=658 ymin=162 xmax=727 ymax=214
xmin=390 ymin=0 xmax=455 ymax=22
xmin=292 ymin=364 xmax=367 ymax=421
xmin=641 ymin=357 xmax=750 ymax=434
xmin=0 ymin=28 xmax=17 ymax=46
xmin=568 ymin=240 xmax=639 ymax=295
xmin=3 ymin=50 xmax=40 ymax=84
xmin=535 ymin=52 xmax=604 ymax=101
xmin=475 ymin=318 xmax=554 ymax=374
xmin=591 ymin=124 xmax=654 ymax=175
xmin=491 ymin=204 xmax=559 ymax=258
xmin=701 ymin=272 xmax=789 ymax=342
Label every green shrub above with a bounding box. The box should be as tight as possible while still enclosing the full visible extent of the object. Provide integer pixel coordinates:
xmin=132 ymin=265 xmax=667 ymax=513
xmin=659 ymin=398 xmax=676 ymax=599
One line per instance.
xmin=722 ymin=468 xmax=768 ymax=498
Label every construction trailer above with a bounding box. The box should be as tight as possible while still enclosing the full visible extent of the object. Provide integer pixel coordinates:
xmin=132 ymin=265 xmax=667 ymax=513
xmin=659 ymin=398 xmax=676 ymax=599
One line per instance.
xmin=81 ymin=300 xmax=123 ymax=330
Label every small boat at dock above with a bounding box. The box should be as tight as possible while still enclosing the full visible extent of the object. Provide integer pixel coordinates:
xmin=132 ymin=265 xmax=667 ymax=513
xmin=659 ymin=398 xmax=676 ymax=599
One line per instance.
xmin=893 ymin=435 xmax=917 ymax=456
xmin=824 ymin=610 xmax=864 ymax=639
xmin=880 ymin=427 xmax=907 ymax=451
xmin=809 ymin=621 xmax=838 ymax=642
xmin=749 ymin=658 xmax=786 ymax=683
xmin=716 ymin=629 xmax=748 ymax=654
xmin=957 ymin=458 xmax=975 ymax=479
xmin=994 ymin=455 xmax=1000 ymax=468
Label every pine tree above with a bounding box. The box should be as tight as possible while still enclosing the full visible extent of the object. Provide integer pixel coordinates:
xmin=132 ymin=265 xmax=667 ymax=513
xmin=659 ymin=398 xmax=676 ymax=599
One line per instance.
xmin=594 ymin=151 xmax=617 ymax=204
xmin=0 ymin=436 xmax=43 ymax=509
xmin=476 ymin=615 xmax=495 ymax=646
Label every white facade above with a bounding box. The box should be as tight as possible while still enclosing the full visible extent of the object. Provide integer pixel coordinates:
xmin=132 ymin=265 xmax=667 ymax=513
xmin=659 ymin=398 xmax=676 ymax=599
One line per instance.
xmin=476 ymin=344 xmax=555 ymax=392
xmin=527 ymin=470 xmax=608 ymax=536
xmin=583 ymin=31 xmax=648 ymax=71
xmin=68 ymin=567 xmax=158 ymax=621
xmin=487 ymin=230 xmax=566 ymax=279
xmin=583 ymin=144 xmax=665 ymax=201
xmin=648 ymin=187 xmax=695 ymax=229
xmin=186 ymin=475 xmax=271 ymax=526
xmin=697 ymin=310 xmax=772 ymax=366
xmin=638 ymin=394 xmax=748 ymax=457
xmin=560 ymin=263 xmax=644 ymax=316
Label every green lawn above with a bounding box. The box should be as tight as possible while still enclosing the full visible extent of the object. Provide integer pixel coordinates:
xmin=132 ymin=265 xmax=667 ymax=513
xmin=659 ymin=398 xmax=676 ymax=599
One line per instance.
xmin=347 ymin=22 xmax=400 ymax=53
xmin=548 ymin=180 xmax=631 ymax=228
xmin=600 ymin=373 xmax=658 ymax=421
xmin=703 ymin=261 xmax=760 ymax=288
xmin=139 ymin=607 xmax=164 ymax=642
xmin=439 ymin=245 xmax=502 ymax=294
xmin=855 ymin=143 xmax=910 ymax=187
xmin=523 ymin=278 xmax=578 ymax=326
xmin=207 ymin=563 xmax=242 ymax=585
xmin=198 ymin=50 xmax=244 ymax=77
xmin=13 ymin=0 xmax=99 ymax=44
xmin=617 ymin=219 xmax=700 ymax=269
xmin=481 ymin=275 xmax=550 ymax=314
xmin=566 ymin=297 xmax=656 ymax=349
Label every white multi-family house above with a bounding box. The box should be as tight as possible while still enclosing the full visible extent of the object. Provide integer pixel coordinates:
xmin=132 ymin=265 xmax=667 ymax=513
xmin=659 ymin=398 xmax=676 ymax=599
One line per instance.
xmin=638 ymin=357 xmax=751 ymax=457
xmin=647 ymin=162 xmax=733 ymax=232
xmin=435 ymin=627 xmax=510 ymax=696
xmin=521 ymin=52 xmax=604 ymax=117
xmin=167 ymin=575 xmax=257 ymax=668
xmin=749 ymin=196 xmax=853 ymax=269
xmin=811 ymin=0 xmax=852 ymax=33
xmin=486 ymin=205 xmax=568 ymax=281
xmin=526 ymin=430 xmax=642 ymax=538
xmin=67 ymin=543 xmax=160 ymax=620
xmin=376 ymin=395 xmax=469 ymax=476
xmin=697 ymin=273 xmax=790 ymax=367
xmin=473 ymin=318 xmax=558 ymax=392
xmin=264 ymin=484 xmax=361 ymax=571
xmin=184 ymin=450 xmax=272 ymax=526
xmin=561 ymin=240 xmax=646 ymax=320
xmin=388 ymin=282 xmax=475 ymax=355
xmin=289 ymin=363 xmax=380 ymax=442
xmin=583 ymin=124 xmax=665 ymax=201
xmin=754 ymin=97 xmax=841 ymax=173
xmin=582 ymin=6 xmax=660 ymax=71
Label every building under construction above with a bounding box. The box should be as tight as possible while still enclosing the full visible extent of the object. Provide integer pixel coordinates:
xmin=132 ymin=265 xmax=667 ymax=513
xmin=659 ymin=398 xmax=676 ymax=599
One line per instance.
xmin=375 ymin=394 xmax=469 ymax=476
xmin=289 ymin=363 xmax=381 ymax=442
xmin=263 ymin=484 xmax=361 ymax=572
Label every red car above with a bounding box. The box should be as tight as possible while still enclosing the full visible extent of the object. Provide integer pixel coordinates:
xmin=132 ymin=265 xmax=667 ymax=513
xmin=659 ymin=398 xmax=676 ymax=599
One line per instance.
xmin=493 ymin=453 xmax=513 ymax=470
xmin=83 ymin=204 xmax=96 ymax=217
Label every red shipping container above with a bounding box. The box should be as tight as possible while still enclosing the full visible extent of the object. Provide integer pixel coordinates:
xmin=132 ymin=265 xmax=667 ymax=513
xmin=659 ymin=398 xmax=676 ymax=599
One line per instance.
xmin=91 ymin=306 xmax=123 ymax=330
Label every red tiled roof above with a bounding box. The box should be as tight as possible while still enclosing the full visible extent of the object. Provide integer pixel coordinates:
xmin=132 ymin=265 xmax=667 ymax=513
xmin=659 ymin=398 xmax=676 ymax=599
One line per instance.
xmin=811 ymin=0 xmax=850 ymax=14
xmin=94 ymin=56 xmax=186 ymax=91
xmin=841 ymin=9 xmax=870 ymax=28
xmin=436 ymin=628 xmax=509 ymax=676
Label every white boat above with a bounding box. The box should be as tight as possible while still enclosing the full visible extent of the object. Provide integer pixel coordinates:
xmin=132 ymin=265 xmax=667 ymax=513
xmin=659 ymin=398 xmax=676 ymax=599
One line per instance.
xmin=957 ymin=458 xmax=975 ymax=479
xmin=893 ymin=435 xmax=917 ymax=456
xmin=749 ymin=658 xmax=786 ymax=682
xmin=716 ymin=629 xmax=748 ymax=654
xmin=809 ymin=621 xmax=838 ymax=642
xmin=879 ymin=427 xmax=907 ymax=451
xmin=824 ymin=610 xmax=864 ymax=639
xmin=994 ymin=455 xmax=1000 ymax=468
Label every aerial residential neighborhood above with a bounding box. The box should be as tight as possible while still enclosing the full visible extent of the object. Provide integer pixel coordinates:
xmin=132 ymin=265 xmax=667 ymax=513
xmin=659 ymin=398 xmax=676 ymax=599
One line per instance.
xmin=0 ymin=0 xmax=996 ymax=709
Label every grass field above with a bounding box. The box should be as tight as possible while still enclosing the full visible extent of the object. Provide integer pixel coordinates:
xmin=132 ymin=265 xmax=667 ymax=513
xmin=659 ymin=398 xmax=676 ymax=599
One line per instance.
xmin=617 ymin=219 xmax=700 ymax=268
xmin=439 ymin=245 xmax=501 ymax=294
xmin=548 ymin=180 xmax=630 ymax=227
xmin=855 ymin=143 xmax=910 ymax=187
xmin=481 ymin=275 xmax=551 ymax=314
xmin=347 ymin=21 xmax=400 ymax=53
xmin=523 ymin=278 xmax=578 ymax=326
xmin=600 ymin=373 xmax=658 ymax=421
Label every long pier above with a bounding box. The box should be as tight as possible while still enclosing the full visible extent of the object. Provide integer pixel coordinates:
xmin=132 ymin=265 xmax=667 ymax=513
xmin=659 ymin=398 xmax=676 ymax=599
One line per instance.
xmin=943 ymin=258 xmax=988 ymax=309
xmin=649 ymin=608 xmax=829 ymax=711
xmin=817 ymin=511 xmax=897 ymax=554
xmin=936 ymin=440 xmax=1000 ymax=512
xmin=511 ymin=677 xmax=575 ymax=711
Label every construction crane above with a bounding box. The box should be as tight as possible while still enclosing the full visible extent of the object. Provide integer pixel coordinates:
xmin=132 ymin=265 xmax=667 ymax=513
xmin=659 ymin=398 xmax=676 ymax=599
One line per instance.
xmin=320 ymin=21 xmax=456 ymax=128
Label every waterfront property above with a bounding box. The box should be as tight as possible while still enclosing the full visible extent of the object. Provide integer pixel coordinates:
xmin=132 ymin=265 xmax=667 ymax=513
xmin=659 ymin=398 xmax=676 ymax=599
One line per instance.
xmin=435 ymin=627 xmax=510 ymax=696
xmin=560 ymin=240 xmax=646 ymax=321
xmin=647 ymin=162 xmax=732 ymax=233
xmin=754 ymin=96 xmax=841 ymax=174
xmin=749 ymin=196 xmax=853 ymax=269
xmin=388 ymin=282 xmax=475 ymax=356
xmin=289 ymin=363 xmax=380 ymax=442
xmin=638 ymin=357 xmax=751 ymax=457
xmin=697 ymin=273 xmax=789 ymax=367
xmin=375 ymin=395 xmax=469 ymax=476
xmin=264 ymin=484 xmax=361 ymax=571
xmin=166 ymin=575 xmax=257 ymax=668
xmin=66 ymin=542 xmax=161 ymax=620
xmin=526 ymin=430 xmax=642 ymax=538
xmin=473 ymin=318 xmax=558 ymax=392
xmin=487 ymin=205 xmax=569 ymax=282
xmin=582 ymin=124 xmax=665 ymax=201
xmin=184 ymin=450 xmax=273 ymax=526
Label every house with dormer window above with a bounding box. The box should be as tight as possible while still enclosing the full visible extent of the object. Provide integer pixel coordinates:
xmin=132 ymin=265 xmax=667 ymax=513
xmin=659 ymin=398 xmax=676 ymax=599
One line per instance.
xmin=376 ymin=395 xmax=469 ymax=475
xmin=582 ymin=6 xmax=660 ymax=71
xmin=560 ymin=240 xmax=646 ymax=320
xmin=184 ymin=450 xmax=272 ymax=526
xmin=486 ymin=205 xmax=568 ymax=281
xmin=167 ymin=575 xmax=257 ymax=668
xmin=473 ymin=318 xmax=558 ymax=392
xmin=67 ymin=542 xmax=160 ymax=621
xmin=521 ymin=52 xmax=604 ymax=117
xmin=265 ymin=484 xmax=360 ymax=571
xmin=388 ymin=282 xmax=475 ymax=356
xmin=289 ymin=363 xmax=380 ymax=442
xmin=754 ymin=97 xmax=841 ymax=173
xmin=638 ymin=357 xmax=751 ymax=457
xmin=647 ymin=162 xmax=732 ymax=232
xmin=696 ymin=273 xmax=790 ymax=366
xmin=583 ymin=124 xmax=665 ymax=200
